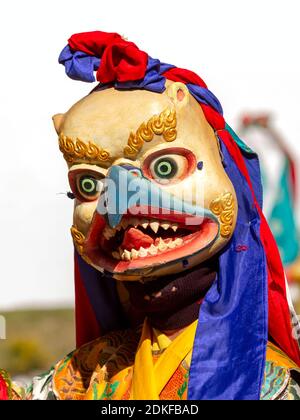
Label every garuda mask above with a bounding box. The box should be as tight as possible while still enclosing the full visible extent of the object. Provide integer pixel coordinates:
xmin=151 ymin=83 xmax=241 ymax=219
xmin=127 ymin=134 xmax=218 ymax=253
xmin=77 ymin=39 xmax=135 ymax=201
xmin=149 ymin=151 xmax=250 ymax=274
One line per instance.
xmin=54 ymin=31 xmax=300 ymax=400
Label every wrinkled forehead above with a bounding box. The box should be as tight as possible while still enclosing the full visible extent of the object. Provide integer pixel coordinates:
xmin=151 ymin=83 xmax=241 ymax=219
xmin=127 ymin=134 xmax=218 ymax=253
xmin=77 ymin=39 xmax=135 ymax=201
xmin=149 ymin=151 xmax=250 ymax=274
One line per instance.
xmin=60 ymin=87 xmax=174 ymax=162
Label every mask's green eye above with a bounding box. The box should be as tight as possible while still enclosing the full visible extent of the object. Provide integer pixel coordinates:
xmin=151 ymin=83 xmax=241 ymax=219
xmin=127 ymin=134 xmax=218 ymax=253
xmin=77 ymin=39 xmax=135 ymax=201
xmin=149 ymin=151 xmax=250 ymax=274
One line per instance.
xmin=81 ymin=177 xmax=97 ymax=194
xmin=77 ymin=175 xmax=101 ymax=200
xmin=144 ymin=149 xmax=196 ymax=185
xmin=153 ymin=158 xmax=178 ymax=179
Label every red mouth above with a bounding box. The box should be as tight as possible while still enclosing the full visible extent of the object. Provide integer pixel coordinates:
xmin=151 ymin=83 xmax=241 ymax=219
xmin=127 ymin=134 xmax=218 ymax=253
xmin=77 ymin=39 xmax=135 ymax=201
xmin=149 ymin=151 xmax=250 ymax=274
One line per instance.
xmin=84 ymin=208 xmax=219 ymax=274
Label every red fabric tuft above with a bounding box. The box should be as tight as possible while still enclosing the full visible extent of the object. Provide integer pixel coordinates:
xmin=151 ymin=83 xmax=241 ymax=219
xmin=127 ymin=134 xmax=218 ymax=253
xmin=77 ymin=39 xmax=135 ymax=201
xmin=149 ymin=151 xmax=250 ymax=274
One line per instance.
xmin=69 ymin=31 xmax=122 ymax=56
xmin=218 ymin=129 xmax=300 ymax=366
xmin=98 ymin=41 xmax=148 ymax=84
xmin=163 ymin=67 xmax=207 ymax=88
xmin=74 ymin=254 xmax=101 ymax=348
xmin=68 ymin=31 xmax=148 ymax=84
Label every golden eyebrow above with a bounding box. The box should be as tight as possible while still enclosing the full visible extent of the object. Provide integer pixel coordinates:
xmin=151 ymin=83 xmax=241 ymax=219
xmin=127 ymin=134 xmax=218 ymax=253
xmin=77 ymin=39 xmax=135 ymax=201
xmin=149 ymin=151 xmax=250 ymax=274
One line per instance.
xmin=58 ymin=107 xmax=177 ymax=164
xmin=124 ymin=107 xmax=177 ymax=159
xmin=58 ymin=134 xmax=111 ymax=165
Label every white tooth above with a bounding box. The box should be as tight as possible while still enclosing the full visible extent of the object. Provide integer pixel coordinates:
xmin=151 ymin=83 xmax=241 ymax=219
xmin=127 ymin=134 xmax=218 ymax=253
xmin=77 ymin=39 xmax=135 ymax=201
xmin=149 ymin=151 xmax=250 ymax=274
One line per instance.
xmin=168 ymin=241 xmax=177 ymax=249
xmin=139 ymin=247 xmax=148 ymax=258
xmin=150 ymin=222 xmax=160 ymax=234
xmin=158 ymin=238 xmax=168 ymax=251
xmin=131 ymin=249 xmax=139 ymax=260
xmin=148 ymin=245 xmax=158 ymax=256
xmin=175 ymin=238 xmax=183 ymax=246
xmin=112 ymin=252 xmax=121 ymax=260
xmin=124 ymin=250 xmax=131 ymax=261
xmin=161 ymin=222 xmax=170 ymax=231
xmin=141 ymin=219 xmax=149 ymax=229
xmin=171 ymin=223 xmax=179 ymax=232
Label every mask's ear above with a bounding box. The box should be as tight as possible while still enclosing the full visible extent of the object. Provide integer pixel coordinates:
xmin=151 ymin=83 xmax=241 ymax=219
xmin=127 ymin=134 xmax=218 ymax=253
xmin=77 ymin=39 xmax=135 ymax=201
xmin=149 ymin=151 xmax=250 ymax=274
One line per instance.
xmin=52 ymin=113 xmax=65 ymax=135
xmin=167 ymin=82 xmax=190 ymax=108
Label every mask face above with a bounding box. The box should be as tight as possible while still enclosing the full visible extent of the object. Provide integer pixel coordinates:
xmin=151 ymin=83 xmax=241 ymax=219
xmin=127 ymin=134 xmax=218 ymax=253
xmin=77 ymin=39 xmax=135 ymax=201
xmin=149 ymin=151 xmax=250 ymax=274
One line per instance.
xmin=54 ymin=81 xmax=238 ymax=281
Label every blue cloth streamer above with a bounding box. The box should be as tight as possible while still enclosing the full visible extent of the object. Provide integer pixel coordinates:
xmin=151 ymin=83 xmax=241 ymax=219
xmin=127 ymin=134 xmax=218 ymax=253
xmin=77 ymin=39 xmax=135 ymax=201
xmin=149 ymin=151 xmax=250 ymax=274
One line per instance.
xmin=187 ymin=137 xmax=268 ymax=400
xmin=187 ymin=83 xmax=223 ymax=115
xmin=59 ymin=45 xmax=100 ymax=83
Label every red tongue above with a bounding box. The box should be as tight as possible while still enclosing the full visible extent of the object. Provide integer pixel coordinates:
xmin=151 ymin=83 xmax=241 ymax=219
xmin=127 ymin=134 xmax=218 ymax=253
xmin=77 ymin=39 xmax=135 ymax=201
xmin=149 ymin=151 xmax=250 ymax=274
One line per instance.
xmin=121 ymin=227 xmax=154 ymax=251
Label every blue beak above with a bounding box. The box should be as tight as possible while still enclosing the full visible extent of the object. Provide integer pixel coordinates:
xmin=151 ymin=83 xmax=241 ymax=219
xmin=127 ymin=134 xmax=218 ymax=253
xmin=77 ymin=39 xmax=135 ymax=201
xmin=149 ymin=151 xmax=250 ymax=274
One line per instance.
xmin=97 ymin=165 xmax=217 ymax=229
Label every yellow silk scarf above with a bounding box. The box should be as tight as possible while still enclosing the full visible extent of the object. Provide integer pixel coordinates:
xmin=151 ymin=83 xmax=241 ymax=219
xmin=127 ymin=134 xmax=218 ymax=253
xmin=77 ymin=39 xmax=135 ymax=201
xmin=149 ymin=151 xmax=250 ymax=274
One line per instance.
xmin=131 ymin=318 xmax=198 ymax=400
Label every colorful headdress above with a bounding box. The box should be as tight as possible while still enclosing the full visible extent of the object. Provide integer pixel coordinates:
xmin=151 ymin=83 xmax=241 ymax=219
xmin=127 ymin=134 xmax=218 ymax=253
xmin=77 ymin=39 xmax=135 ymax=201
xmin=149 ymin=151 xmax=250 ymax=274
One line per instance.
xmin=59 ymin=31 xmax=300 ymax=400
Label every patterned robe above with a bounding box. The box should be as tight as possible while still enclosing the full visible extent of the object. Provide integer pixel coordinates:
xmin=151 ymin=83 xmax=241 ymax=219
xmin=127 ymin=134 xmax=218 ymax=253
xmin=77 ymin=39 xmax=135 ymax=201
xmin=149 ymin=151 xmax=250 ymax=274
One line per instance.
xmin=6 ymin=326 xmax=299 ymax=401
